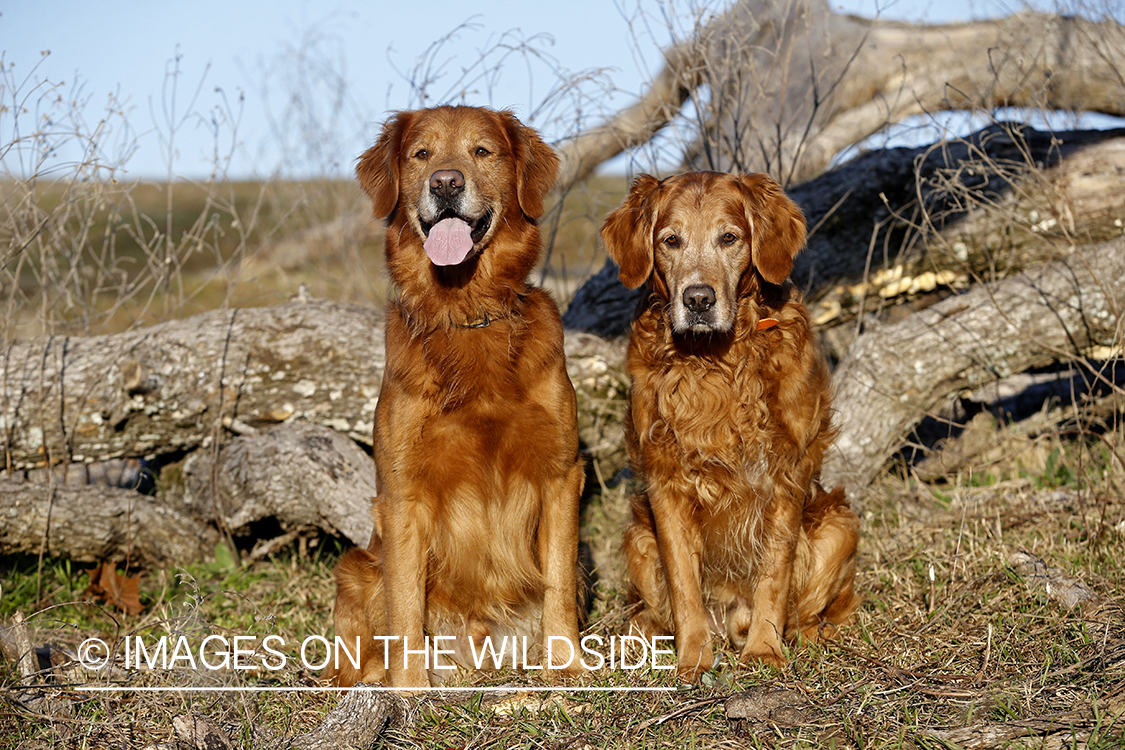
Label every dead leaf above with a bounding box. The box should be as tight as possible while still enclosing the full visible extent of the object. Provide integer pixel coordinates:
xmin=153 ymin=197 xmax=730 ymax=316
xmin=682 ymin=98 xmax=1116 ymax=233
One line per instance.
xmin=84 ymin=561 xmax=144 ymax=615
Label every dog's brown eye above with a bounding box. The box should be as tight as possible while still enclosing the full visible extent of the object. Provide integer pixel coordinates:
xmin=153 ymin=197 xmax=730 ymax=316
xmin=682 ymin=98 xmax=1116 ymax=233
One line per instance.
xmin=663 ymin=235 xmax=680 ymax=249
xmin=474 ymin=146 xmax=491 ymax=157
xmin=721 ymin=232 xmax=738 ymax=245
xmin=414 ymin=149 xmax=429 ymax=160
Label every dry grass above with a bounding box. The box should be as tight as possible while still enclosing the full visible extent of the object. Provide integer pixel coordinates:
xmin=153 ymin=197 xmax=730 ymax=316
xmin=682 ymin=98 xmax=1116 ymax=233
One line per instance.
xmin=0 ymin=172 xmax=625 ymax=341
xmin=2 ymin=425 xmax=1124 ymax=748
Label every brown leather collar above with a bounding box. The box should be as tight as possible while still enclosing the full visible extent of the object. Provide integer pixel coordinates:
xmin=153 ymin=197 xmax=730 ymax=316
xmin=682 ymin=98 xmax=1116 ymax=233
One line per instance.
xmin=457 ymin=312 xmax=492 ymax=329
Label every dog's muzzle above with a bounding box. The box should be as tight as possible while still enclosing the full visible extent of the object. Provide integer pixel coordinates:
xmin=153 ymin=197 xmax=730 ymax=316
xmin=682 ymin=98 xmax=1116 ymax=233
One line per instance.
xmin=419 ymin=169 xmax=492 ymax=266
xmin=680 ymin=283 xmax=718 ymax=331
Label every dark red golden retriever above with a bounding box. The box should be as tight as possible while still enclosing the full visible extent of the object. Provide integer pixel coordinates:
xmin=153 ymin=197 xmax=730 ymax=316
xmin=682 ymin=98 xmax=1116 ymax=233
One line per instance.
xmin=602 ymin=171 xmax=859 ymax=683
xmin=332 ymin=106 xmax=585 ymax=688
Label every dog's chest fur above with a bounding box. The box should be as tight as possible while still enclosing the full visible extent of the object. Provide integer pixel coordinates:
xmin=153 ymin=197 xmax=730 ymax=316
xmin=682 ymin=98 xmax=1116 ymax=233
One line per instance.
xmin=636 ymin=332 xmax=794 ymax=507
xmin=632 ymin=326 xmax=799 ymax=586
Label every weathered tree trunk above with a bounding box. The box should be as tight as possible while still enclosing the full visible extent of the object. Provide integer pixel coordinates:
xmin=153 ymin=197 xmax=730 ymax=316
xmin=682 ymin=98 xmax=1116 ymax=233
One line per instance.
xmin=182 ymin=423 xmax=379 ymax=548
xmin=555 ymin=0 xmax=1125 ymax=190
xmin=0 ymin=479 xmax=218 ymax=566
xmin=1 ymin=298 xmax=385 ymax=471
xmin=823 ymin=236 xmax=1125 ymax=493
xmin=0 ymin=305 xmax=630 ymax=474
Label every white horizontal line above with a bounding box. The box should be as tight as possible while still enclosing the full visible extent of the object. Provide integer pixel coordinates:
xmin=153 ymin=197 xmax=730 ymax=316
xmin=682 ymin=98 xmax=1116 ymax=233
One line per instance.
xmin=73 ymin=685 xmax=677 ymax=693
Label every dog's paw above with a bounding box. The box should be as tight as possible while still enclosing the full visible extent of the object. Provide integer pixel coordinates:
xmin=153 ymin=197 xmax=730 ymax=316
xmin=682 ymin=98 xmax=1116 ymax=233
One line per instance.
xmin=390 ymin=666 xmax=432 ymax=690
xmin=546 ymin=661 xmax=588 ymax=683
xmin=676 ymin=663 xmax=711 ymax=684
xmin=740 ymin=642 xmax=788 ymax=670
xmin=676 ymin=643 xmax=715 ymax=684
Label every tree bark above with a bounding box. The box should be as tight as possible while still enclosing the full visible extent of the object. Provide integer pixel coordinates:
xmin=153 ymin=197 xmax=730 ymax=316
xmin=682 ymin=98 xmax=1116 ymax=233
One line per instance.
xmin=0 ymin=423 xmax=384 ymax=563
xmin=0 ymin=308 xmax=631 ymax=565
xmin=182 ymin=422 xmax=379 ymax=548
xmin=1 ymin=301 xmax=629 ymax=478
xmin=823 ymin=236 xmax=1125 ymax=493
xmin=0 ymin=479 xmax=219 ymax=566
xmin=555 ymin=0 xmax=1125 ymax=191
xmin=1 ymin=298 xmax=385 ymax=472
xmin=288 ymin=689 xmax=413 ymax=750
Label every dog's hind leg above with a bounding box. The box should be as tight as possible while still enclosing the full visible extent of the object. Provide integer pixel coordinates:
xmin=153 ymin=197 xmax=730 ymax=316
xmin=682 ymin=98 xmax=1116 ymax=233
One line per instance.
xmin=330 ymin=546 xmax=389 ymax=686
xmin=790 ymin=486 xmax=860 ymax=642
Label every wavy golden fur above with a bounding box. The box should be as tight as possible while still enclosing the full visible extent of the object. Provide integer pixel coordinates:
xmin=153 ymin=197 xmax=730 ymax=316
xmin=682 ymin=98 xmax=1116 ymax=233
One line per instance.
xmin=602 ymin=171 xmax=859 ymax=683
xmin=332 ymin=106 xmax=585 ymax=688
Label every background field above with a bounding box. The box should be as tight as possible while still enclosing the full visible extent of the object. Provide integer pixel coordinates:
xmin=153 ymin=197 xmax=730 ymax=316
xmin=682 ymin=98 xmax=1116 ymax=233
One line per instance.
xmin=0 ymin=173 xmax=625 ymax=337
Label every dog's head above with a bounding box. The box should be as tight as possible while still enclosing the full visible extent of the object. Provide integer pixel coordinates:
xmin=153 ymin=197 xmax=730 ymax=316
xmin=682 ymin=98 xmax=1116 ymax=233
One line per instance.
xmin=356 ymin=106 xmax=558 ymax=269
xmin=601 ymin=171 xmax=806 ymax=334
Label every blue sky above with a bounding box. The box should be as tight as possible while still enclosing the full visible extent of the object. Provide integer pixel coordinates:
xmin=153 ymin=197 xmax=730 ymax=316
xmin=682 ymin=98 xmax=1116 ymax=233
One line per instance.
xmin=1 ymin=0 xmax=1031 ymax=180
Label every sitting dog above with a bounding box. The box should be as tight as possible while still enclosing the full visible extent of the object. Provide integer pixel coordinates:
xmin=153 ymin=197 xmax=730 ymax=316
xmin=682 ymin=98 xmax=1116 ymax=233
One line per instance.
xmin=332 ymin=106 xmax=585 ymax=687
xmin=601 ymin=171 xmax=859 ymax=682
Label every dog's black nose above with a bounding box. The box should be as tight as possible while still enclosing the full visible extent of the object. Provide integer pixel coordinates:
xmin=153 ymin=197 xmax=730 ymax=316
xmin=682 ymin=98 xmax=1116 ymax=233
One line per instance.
xmin=683 ymin=284 xmax=716 ymax=313
xmin=429 ymin=170 xmax=465 ymax=198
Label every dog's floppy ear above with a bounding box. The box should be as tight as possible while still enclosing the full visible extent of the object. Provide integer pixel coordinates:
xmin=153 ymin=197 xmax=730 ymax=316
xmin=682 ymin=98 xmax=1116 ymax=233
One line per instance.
xmin=356 ymin=111 xmax=414 ymax=219
xmin=601 ymin=173 xmax=661 ymax=289
xmin=500 ymin=111 xmax=559 ymax=219
xmin=738 ymin=173 xmax=807 ymax=285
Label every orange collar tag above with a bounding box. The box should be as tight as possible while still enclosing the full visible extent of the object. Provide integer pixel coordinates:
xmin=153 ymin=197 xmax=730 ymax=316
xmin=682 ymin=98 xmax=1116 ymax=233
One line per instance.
xmin=756 ymin=317 xmax=780 ymax=331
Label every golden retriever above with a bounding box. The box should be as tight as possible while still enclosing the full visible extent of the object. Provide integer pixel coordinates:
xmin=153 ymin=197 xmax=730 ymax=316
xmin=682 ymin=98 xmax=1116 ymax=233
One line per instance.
xmin=332 ymin=106 xmax=585 ymax=688
xmin=602 ymin=171 xmax=859 ymax=683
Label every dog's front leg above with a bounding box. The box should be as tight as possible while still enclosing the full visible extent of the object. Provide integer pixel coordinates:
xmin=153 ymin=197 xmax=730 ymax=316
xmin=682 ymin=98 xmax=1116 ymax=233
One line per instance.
xmin=382 ymin=493 xmax=430 ymax=688
xmin=648 ymin=488 xmax=712 ymax=683
xmin=539 ymin=461 xmax=585 ymax=679
xmin=741 ymin=498 xmax=800 ymax=668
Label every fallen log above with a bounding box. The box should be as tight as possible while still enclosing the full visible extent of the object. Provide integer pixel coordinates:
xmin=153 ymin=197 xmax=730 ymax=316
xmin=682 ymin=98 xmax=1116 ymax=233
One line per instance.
xmin=0 ymin=423 xmax=382 ymax=564
xmin=182 ymin=422 xmax=379 ymax=549
xmin=823 ymin=235 xmax=1125 ymax=493
xmin=0 ymin=307 xmax=629 ymax=565
xmin=0 ymin=479 xmax=218 ymax=566
xmin=1 ymin=298 xmax=385 ymax=471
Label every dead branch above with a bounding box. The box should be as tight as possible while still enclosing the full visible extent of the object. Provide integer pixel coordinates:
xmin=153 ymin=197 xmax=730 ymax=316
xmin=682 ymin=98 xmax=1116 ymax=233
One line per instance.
xmin=554 ymin=41 xmax=698 ymax=191
xmin=556 ymin=0 xmax=1125 ymax=189
xmin=919 ymin=710 xmax=1116 ymax=749
xmin=288 ymin=689 xmax=414 ymax=750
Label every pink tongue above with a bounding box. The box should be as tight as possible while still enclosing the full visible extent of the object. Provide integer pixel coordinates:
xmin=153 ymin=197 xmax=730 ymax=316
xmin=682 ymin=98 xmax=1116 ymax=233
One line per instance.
xmin=424 ymin=218 xmax=474 ymax=266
